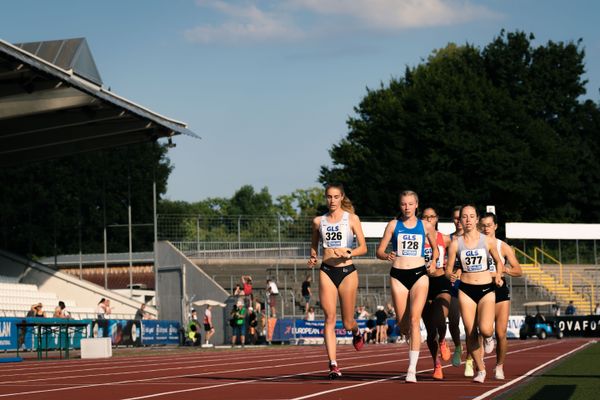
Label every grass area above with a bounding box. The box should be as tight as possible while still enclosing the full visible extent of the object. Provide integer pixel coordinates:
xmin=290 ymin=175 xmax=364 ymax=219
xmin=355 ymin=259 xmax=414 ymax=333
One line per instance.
xmin=500 ymin=341 xmax=600 ymax=400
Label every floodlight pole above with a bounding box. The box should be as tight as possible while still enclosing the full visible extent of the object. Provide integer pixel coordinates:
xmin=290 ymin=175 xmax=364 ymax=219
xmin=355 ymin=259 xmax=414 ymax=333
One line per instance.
xmin=153 ymin=179 xmax=159 ymax=316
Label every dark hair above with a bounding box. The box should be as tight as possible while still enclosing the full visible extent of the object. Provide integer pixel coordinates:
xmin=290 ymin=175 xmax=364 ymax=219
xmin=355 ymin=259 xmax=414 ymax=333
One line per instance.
xmin=459 ymin=204 xmax=479 ymax=218
xmin=421 ymin=207 xmax=439 ymax=229
xmin=325 ymin=183 xmax=355 ymax=213
xmin=480 ymin=212 xmax=497 ymax=224
xmin=98 ymin=298 xmax=106 ymax=305
xmin=58 ymin=301 xmax=65 ymax=309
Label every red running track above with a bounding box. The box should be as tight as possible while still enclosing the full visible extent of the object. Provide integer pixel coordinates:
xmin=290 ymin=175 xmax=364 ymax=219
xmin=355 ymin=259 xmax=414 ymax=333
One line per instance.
xmin=0 ymin=338 xmax=593 ymax=400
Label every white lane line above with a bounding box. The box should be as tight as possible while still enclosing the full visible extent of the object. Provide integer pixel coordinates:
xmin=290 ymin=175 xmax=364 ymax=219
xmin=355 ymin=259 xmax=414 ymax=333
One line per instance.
xmin=0 ymin=346 xmax=331 ymax=379
xmin=0 ymin=345 xmax=404 ymax=397
xmin=118 ymin=340 xmax=547 ymax=400
xmin=471 ymin=340 xmax=593 ymax=400
xmin=288 ymin=340 xmax=582 ymax=400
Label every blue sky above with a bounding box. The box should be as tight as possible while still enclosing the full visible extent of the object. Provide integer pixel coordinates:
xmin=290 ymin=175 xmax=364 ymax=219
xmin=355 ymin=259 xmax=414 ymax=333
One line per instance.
xmin=2 ymin=1 xmax=599 ymax=202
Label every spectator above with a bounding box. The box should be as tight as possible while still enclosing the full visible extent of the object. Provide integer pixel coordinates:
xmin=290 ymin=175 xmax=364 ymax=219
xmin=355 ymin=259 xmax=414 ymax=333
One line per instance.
xmin=242 ymin=275 xmax=254 ymax=306
xmin=266 ymin=278 xmax=279 ymax=317
xmin=187 ymin=323 xmax=200 ymax=346
xmin=231 ymin=301 xmax=247 ymax=347
xmin=134 ymin=304 xmax=148 ymax=320
xmin=553 ymin=304 xmax=561 ymax=316
xmin=31 ymin=303 xmax=45 ymax=318
xmin=203 ymin=305 xmax=215 ymax=346
xmin=375 ymin=305 xmax=388 ymax=344
xmin=595 ymin=303 xmax=600 ymax=315
xmin=357 ymin=305 xmax=370 ymax=320
xmin=53 ymin=301 xmax=71 ymax=319
xmin=96 ymin=298 xmax=112 ymax=319
xmin=247 ymin=306 xmax=258 ymax=345
xmin=188 ymin=310 xmax=201 ymax=346
xmin=363 ymin=317 xmax=377 ymax=344
xmin=305 ymin=306 xmax=316 ymax=321
xmin=385 ymin=303 xmax=396 ymax=319
xmin=233 ymin=284 xmax=243 ymax=297
xmin=26 ymin=303 xmax=37 ymax=317
xmin=301 ymin=276 xmax=312 ymax=312
xmin=565 ymin=300 xmax=576 ymax=315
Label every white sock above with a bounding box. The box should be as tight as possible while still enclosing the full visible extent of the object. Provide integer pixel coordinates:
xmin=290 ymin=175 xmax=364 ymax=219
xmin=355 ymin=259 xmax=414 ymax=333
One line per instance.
xmin=408 ymin=350 xmax=419 ymax=371
xmin=330 ymin=360 xmax=337 ymax=366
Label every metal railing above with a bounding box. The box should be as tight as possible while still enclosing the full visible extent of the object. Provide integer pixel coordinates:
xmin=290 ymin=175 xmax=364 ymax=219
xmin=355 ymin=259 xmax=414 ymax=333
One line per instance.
xmin=514 ymin=246 xmax=596 ymax=310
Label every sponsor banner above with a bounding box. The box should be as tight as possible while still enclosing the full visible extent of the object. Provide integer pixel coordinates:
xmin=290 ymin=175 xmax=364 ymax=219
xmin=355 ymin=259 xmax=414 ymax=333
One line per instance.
xmin=270 ymin=319 xmax=367 ymax=342
xmin=91 ymin=319 xmax=141 ymax=346
xmin=275 ymin=315 xmax=526 ymax=344
xmin=141 ymin=320 xmax=180 ymax=345
xmin=0 ymin=318 xmax=21 ymax=351
xmin=556 ymin=316 xmax=600 ymax=337
xmin=506 ymin=315 xmax=525 ymax=338
xmin=0 ymin=318 xmax=91 ymax=351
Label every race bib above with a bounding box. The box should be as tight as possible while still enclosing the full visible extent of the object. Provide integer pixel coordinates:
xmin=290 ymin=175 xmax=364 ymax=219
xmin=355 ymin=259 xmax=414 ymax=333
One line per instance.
xmin=461 ymin=249 xmax=487 ymax=272
xmin=397 ymin=233 xmax=423 ymax=257
xmin=323 ymin=223 xmax=348 ymax=248
xmin=425 ymin=244 xmax=445 ymax=269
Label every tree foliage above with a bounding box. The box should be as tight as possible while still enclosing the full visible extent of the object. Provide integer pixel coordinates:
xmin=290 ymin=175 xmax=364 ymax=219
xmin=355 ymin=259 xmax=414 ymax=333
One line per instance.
xmin=0 ymin=143 xmax=171 ymax=257
xmin=320 ymin=31 xmax=600 ymax=222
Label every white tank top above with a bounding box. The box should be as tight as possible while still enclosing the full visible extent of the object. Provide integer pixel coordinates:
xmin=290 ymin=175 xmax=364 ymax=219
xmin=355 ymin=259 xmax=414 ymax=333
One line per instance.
xmin=319 ymin=211 xmax=354 ymax=249
xmin=457 ymin=233 xmax=490 ymax=273
xmin=488 ymin=239 xmax=507 ymax=273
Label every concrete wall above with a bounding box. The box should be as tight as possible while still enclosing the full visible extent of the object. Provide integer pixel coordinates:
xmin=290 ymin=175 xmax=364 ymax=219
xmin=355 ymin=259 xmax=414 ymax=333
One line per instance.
xmin=156 ymin=241 xmax=230 ymax=345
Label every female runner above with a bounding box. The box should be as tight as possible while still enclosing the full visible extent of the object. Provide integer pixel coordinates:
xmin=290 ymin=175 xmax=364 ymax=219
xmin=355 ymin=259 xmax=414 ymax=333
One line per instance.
xmin=421 ymin=207 xmax=452 ymax=380
xmin=446 ymin=205 xmax=504 ymax=383
xmin=376 ymin=190 xmax=439 ymax=383
xmin=308 ymin=184 xmax=367 ymax=379
xmin=479 ymin=212 xmax=522 ymax=380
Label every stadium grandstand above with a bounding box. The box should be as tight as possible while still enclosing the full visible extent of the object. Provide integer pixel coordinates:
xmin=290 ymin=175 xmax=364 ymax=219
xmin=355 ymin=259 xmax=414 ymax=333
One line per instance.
xmin=0 ymin=36 xmax=197 ymax=321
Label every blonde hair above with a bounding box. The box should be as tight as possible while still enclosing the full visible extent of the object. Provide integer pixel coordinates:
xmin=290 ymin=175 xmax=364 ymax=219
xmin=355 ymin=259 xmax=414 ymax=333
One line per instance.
xmin=326 ymin=183 xmax=355 ymax=214
xmin=400 ymin=190 xmax=419 ymax=203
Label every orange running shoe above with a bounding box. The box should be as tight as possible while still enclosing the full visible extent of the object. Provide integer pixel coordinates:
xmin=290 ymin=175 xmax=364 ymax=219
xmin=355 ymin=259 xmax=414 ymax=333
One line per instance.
xmin=439 ymin=340 xmax=451 ymax=362
xmin=432 ymin=363 xmax=444 ymax=380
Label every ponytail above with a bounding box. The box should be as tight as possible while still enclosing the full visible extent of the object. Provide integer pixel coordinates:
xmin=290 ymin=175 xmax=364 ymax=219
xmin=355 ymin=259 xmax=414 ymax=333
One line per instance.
xmin=325 ymin=183 xmax=355 ymax=214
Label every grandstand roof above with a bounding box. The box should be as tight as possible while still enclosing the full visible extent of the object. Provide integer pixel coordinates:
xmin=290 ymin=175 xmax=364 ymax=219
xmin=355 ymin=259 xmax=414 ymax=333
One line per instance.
xmin=0 ymin=37 xmax=199 ymax=167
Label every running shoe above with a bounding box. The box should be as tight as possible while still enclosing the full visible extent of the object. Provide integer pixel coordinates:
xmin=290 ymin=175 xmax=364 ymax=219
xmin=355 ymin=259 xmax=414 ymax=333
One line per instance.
xmin=464 ymin=358 xmax=474 ymax=377
xmin=494 ymin=365 xmax=505 ymax=380
xmin=439 ymin=340 xmax=451 ymax=362
xmin=452 ymin=345 xmax=462 ymax=367
xmin=405 ymin=369 xmax=417 ymax=383
xmin=484 ymin=337 xmax=495 ymax=354
xmin=353 ymin=333 xmax=365 ymax=351
xmin=328 ymin=363 xmax=342 ymax=380
xmin=473 ymin=370 xmax=486 ymax=383
xmin=432 ymin=363 xmax=444 ymax=380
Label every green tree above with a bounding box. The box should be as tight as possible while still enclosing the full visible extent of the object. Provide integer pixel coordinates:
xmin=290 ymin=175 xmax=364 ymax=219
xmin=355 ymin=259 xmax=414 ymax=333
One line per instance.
xmin=0 ymin=142 xmax=171 ymax=257
xmin=321 ymin=30 xmax=600 ymax=222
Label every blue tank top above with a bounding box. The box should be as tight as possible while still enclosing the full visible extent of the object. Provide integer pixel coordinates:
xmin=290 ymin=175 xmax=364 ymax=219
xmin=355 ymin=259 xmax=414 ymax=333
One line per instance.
xmin=392 ymin=219 xmax=426 ymax=258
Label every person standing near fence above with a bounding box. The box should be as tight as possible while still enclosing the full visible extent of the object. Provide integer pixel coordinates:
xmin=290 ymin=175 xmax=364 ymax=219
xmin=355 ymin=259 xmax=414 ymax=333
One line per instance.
xmin=377 ymin=190 xmax=438 ymax=383
xmin=266 ymin=279 xmax=279 ymax=317
xmin=308 ymin=183 xmax=367 ymax=379
xmin=480 ymin=211 xmax=522 ymax=380
xmin=203 ymin=305 xmax=215 ymax=346
xmin=241 ymin=275 xmax=253 ymax=307
xmin=301 ymin=275 xmax=312 ymax=312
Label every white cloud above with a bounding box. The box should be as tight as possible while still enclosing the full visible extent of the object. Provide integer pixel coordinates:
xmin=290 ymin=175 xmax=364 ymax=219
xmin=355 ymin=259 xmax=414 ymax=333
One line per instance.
xmin=185 ymin=0 xmax=500 ymax=44
xmin=290 ymin=0 xmax=499 ymax=30
xmin=185 ymin=1 xmax=303 ymax=44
